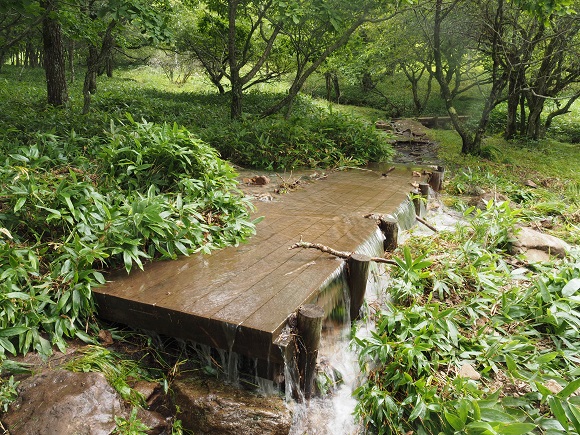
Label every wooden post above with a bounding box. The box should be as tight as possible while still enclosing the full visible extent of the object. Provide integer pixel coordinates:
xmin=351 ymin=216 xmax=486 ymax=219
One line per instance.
xmin=297 ymin=304 xmax=324 ymax=400
xmin=412 ymin=194 xmax=422 ymax=217
xmin=378 ymin=217 xmax=398 ymax=252
xmin=419 ymin=182 xmax=430 ymax=199
xmin=429 ymin=171 xmax=443 ymax=192
xmin=435 ymin=166 xmax=445 ymax=189
xmin=274 ymin=330 xmax=300 ymax=400
xmin=347 ymin=253 xmax=371 ymax=321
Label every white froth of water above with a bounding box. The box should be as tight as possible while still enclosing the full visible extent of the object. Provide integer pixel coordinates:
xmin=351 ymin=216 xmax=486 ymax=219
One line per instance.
xmin=289 ymin=324 xmax=362 ymax=435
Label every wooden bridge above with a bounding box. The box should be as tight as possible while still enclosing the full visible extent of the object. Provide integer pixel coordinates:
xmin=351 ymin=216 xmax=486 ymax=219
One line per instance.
xmin=94 ymin=165 xmax=421 ymax=380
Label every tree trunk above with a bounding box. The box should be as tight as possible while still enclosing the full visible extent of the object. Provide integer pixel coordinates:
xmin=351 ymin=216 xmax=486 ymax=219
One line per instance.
xmin=228 ymin=0 xmax=243 ymax=119
xmin=105 ymin=49 xmax=113 ymax=77
xmin=433 ymin=0 xmax=477 ymax=154
xmin=361 ymin=71 xmax=374 ymax=92
xmin=332 ymin=73 xmax=340 ymax=102
xmin=325 ymin=72 xmax=340 ymax=102
xmin=68 ymin=39 xmax=75 ymax=83
xmin=505 ymin=74 xmax=520 ymax=139
xmin=230 ymin=79 xmax=243 ymax=119
xmin=262 ymin=16 xmax=366 ymax=117
xmin=82 ymin=20 xmax=116 ymax=114
xmin=82 ymin=45 xmax=98 ymax=114
xmin=526 ymin=98 xmax=544 ymax=139
xmin=545 ymin=93 xmax=580 ymax=130
xmin=519 ymin=94 xmax=526 ymax=136
xmin=41 ymin=0 xmax=68 ymax=106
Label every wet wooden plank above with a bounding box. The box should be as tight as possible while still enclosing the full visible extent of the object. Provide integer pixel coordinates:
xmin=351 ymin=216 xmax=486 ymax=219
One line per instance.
xmin=94 ymin=166 xmax=423 ymax=373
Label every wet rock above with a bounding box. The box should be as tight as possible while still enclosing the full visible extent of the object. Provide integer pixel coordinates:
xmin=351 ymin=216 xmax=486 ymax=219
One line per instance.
xmin=510 ymin=226 xmax=571 ymax=260
xmin=136 ymin=408 xmax=170 ymax=435
xmin=522 ymin=248 xmax=552 ymax=263
xmin=458 ymin=363 xmax=481 ymax=380
xmin=131 ymin=379 xmax=161 ymax=404
xmin=4 ymin=370 xmax=124 ymax=435
xmin=3 ymin=370 xmax=171 ymax=435
xmin=172 ymin=376 xmax=292 ymax=435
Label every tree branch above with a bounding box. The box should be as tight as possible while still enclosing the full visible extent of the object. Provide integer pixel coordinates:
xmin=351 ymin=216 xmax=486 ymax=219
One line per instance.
xmin=288 ymin=241 xmax=398 ymax=266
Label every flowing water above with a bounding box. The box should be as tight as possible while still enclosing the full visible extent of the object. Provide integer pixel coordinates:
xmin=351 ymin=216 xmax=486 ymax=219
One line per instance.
xmin=286 ymin=196 xmax=465 ymax=434
xmin=288 ymin=260 xmax=392 ymax=434
xmin=288 ymin=209 xmax=404 ymax=434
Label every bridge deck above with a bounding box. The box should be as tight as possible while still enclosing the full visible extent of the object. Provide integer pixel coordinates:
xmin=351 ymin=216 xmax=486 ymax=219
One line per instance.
xmin=94 ymin=166 xmax=419 ymax=375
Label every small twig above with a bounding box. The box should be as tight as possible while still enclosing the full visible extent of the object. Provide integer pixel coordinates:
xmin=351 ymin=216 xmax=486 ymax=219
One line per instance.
xmin=289 ymin=241 xmax=398 ymax=266
xmin=416 ymin=216 xmax=438 ymax=232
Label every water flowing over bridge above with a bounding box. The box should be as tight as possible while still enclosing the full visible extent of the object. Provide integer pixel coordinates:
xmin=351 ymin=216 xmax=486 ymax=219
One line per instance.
xmin=94 ymin=165 xmax=424 ymax=381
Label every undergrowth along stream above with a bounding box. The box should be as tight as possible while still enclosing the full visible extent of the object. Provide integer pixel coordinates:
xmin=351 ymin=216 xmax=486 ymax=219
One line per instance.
xmin=354 ymin=200 xmax=580 ymax=435
xmin=0 ymin=116 xmax=256 ymax=360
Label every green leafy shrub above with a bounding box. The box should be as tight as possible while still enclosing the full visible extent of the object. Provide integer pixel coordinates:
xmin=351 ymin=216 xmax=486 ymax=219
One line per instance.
xmin=113 ymin=407 xmax=150 ymax=435
xmin=202 ymin=110 xmax=394 ymax=170
xmin=466 ymin=200 xmax=522 ymax=251
xmin=549 ymin=117 xmax=580 ymax=143
xmin=0 ymin=120 xmax=255 ymax=359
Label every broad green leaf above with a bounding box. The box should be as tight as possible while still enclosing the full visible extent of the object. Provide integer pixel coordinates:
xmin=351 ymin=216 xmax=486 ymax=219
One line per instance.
xmin=408 ymin=400 xmax=427 ymax=420
xmin=505 ymin=354 xmax=518 ymax=376
xmin=0 ymin=337 xmax=16 ymax=355
xmin=91 ymin=271 xmax=106 ymax=285
xmin=447 ymin=318 xmax=458 ymax=347
xmin=35 ymin=335 xmax=52 ymax=356
xmin=496 ymin=422 xmax=537 ymax=434
xmin=537 ymin=279 xmax=551 ymax=303
xmin=537 ymin=352 xmax=560 ymax=364
xmin=567 ymin=402 xmax=580 ymax=434
xmin=548 ymin=396 xmax=569 ymax=430
xmin=458 ymin=399 xmax=470 ymax=423
xmin=568 ymin=403 xmax=580 ymax=424
xmin=559 ymin=378 xmax=580 ymax=399
xmin=445 ymin=411 xmax=465 ymax=431
xmin=0 ymin=327 xmax=29 ymax=337
xmin=174 ymin=240 xmax=189 ymax=256
xmin=14 ymin=197 xmax=26 ymax=212
xmin=479 ymin=408 xmax=516 ymax=423
xmin=4 ymin=292 xmax=30 ymax=300
xmin=562 ymin=278 xmax=580 ymax=297
xmin=9 ymin=154 xmax=29 ymax=162
xmin=465 ymin=421 xmax=497 ymax=435
xmin=536 ymin=381 xmax=553 ymax=397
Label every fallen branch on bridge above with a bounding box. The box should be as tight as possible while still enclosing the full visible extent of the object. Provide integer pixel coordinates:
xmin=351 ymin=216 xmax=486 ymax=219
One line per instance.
xmin=288 ymin=240 xmax=398 ymax=266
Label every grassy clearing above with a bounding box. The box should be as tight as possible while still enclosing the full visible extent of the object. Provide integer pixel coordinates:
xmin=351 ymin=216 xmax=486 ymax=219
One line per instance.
xmin=429 ymin=129 xmax=580 ymax=245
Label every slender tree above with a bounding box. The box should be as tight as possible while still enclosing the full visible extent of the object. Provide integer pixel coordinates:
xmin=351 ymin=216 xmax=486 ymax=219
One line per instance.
xmin=41 ymin=0 xmax=68 ymax=105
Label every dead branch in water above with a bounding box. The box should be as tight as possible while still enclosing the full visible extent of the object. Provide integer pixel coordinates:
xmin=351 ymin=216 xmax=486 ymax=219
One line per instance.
xmin=416 ymin=216 xmax=438 ymax=232
xmin=289 ymin=241 xmax=398 ymax=266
